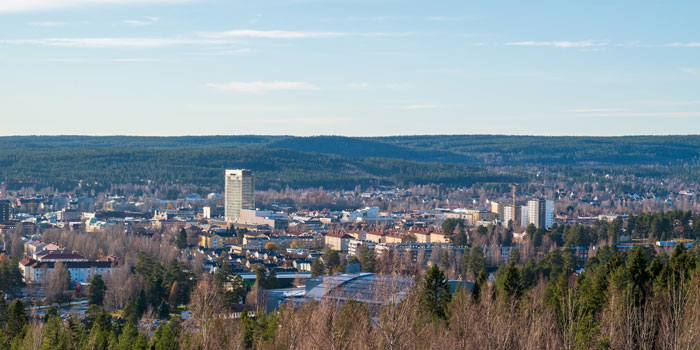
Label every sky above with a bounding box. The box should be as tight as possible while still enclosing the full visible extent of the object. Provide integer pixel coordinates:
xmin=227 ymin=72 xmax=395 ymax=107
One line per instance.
xmin=1 ymin=0 xmax=700 ymax=136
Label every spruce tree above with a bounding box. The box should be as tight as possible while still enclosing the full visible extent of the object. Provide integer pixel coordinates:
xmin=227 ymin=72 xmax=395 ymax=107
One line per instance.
xmin=176 ymin=228 xmax=187 ymax=250
xmin=311 ymin=258 xmax=325 ymax=277
xmin=421 ymin=265 xmax=452 ymax=320
xmin=497 ymin=262 xmax=522 ymax=302
xmin=6 ymin=299 xmax=27 ymax=340
xmin=88 ymin=274 xmax=106 ymax=306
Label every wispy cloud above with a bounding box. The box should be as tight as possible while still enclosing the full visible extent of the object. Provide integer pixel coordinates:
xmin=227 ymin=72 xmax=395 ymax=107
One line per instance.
xmin=679 ymin=67 xmax=699 ymax=76
xmin=402 ymin=104 xmax=441 ymax=110
xmin=206 ymin=81 xmax=319 ymax=93
xmin=666 ymin=42 xmax=700 ymax=47
xmin=565 ymin=111 xmax=700 ymax=118
xmin=198 ymin=29 xmax=404 ymax=39
xmin=0 ymin=0 xmax=191 ymax=13
xmin=40 ymin=57 xmax=162 ymax=62
xmin=199 ymin=29 xmax=346 ymax=39
xmin=189 ymin=105 xmax=313 ymax=112
xmin=234 ymin=117 xmax=346 ymax=124
xmin=505 ymin=40 xmax=608 ymax=48
xmin=0 ymin=37 xmax=235 ymax=48
xmin=123 ymin=17 xmax=160 ymax=26
xmin=637 ymin=100 xmax=700 ymax=106
xmin=29 ymin=21 xmax=86 ymax=27
xmin=565 ymin=108 xmax=627 ymax=113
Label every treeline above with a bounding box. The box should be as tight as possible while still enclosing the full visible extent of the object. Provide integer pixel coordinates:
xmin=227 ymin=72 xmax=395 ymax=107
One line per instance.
xmin=378 ymin=134 xmax=700 ymax=166
xmin=0 ymin=147 xmax=519 ymax=191
xmin=4 ymin=135 xmax=700 ymax=191
xmin=2 ymin=244 xmax=700 ymax=349
xmin=4 ymin=135 xmax=700 ymax=166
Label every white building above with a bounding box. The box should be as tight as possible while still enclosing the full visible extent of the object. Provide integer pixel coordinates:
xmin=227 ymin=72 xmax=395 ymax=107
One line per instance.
xmin=503 ymin=205 xmax=528 ymax=227
xmin=237 ymin=209 xmax=289 ymax=230
xmin=526 ymin=199 xmax=554 ymax=229
xmin=225 ymin=169 xmax=255 ymax=222
xmin=520 ymin=206 xmax=529 ymax=228
xmin=342 ymin=207 xmax=379 ymax=223
xmin=348 ymin=239 xmax=377 ymax=256
xmin=19 ymin=252 xmax=117 ymax=284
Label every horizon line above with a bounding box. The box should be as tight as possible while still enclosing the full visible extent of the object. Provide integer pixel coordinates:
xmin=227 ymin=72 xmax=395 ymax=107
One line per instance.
xmin=1 ymin=133 xmax=700 ymax=138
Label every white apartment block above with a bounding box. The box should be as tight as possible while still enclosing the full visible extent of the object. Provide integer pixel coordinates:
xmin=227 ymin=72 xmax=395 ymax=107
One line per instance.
xmin=225 ymin=169 xmax=255 ymax=222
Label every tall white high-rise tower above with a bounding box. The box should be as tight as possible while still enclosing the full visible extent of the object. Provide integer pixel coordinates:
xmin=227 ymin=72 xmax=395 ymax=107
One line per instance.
xmin=225 ymin=169 xmax=254 ymax=221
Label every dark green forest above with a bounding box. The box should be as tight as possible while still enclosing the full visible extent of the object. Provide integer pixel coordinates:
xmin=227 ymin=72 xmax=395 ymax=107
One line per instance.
xmin=1 ymin=135 xmax=700 ymax=190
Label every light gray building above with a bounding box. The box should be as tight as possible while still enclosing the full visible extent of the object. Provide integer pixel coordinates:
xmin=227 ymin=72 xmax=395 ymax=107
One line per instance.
xmin=526 ymin=199 xmax=554 ymax=229
xmin=225 ymin=169 xmax=255 ymax=222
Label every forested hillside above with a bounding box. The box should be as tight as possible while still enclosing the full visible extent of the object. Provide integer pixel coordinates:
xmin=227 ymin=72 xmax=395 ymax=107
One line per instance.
xmin=0 ymin=147 xmax=518 ymax=191
xmin=1 ymin=135 xmax=700 ymax=190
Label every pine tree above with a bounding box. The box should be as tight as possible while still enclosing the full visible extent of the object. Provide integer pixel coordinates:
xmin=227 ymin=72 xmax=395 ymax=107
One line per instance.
xmin=150 ymin=324 xmax=177 ymax=350
xmin=359 ymin=246 xmax=377 ymax=272
xmin=176 ymin=228 xmax=188 ymax=250
xmin=311 ymin=258 xmax=325 ymax=277
xmin=6 ymin=299 xmax=27 ymax=340
xmin=88 ymin=274 xmax=106 ymax=306
xmin=497 ymin=261 xmax=522 ymax=302
xmin=626 ymin=247 xmax=649 ymax=304
xmin=114 ymin=322 xmax=140 ymax=350
xmin=468 ymin=247 xmax=485 ymax=278
xmin=461 ymin=249 xmax=470 ymax=279
xmin=40 ymin=316 xmax=68 ymax=350
xmin=0 ymin=260 xmax=26 ymax=298
xmin=421 ymin=265 xmax=452 ymax=320
xmin=472 ymin=269 xmax=487 ymax=302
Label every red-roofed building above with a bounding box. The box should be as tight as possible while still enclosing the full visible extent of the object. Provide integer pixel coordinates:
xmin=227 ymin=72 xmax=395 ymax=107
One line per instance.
xmin=324 ymin=231 xmax=354 ymax=252
xmin=19 ymin=256 xmax=117 ymax=284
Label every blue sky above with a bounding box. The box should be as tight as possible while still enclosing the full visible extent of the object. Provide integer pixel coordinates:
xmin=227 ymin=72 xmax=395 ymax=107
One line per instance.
xmin=1 ymin=0 xmax=699 ymax=136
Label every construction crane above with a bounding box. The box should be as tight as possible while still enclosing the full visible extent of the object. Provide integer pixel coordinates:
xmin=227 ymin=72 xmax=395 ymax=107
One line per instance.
xmin=510 ymin=183 xmax=517 ymax=225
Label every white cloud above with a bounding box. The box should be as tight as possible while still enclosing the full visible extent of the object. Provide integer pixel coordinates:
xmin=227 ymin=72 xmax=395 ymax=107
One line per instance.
xmin=505 ymin=40 xmax=608 ymax=48
xmin=198 ymin=29 xmax=347 ymax=39
xmin=189 ymin=105 xmax=312 ymax=112
xmin=680 ymin=67 xmax=699 ymax=76
xmin=123 ymin=17 xmax=160 ymax=26
xmin=667 ymin=42 xmax=700 ymax=47
xmin=29 ymin=21 xmax=85 ymax=27
xmin=42 ymin=57 xmax=162 ymax=62
xmin=0 ymin=0 xmax=191 ymax=12
xmin=198 ymin=29 xmax=404 ymax=39
xmin=188 ymin=105 xmax=331 ymax=114
xmin=234 ymin=117 xmax=346 ymax=124
xmin=0 ymin=37 xmax=235 ymax=48
xmin=402 ymin=104 xmax=441 ymax=110
xmin=565 ymin=111 xmax=700 ymax=118
xmin=638 ymin=100 xmax=700 ymax=106
xmin=206 ymin=81 xmax=319 ymax=94
xmin=565 ymin=108 xmax=626 ymax=113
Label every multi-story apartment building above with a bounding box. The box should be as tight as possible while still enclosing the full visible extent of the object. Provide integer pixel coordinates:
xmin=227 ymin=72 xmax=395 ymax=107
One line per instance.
xmin=225 ymin=169 xmax=255 ymax=222
xmin=526 ymin=199 xmax=554 ymax=229
xmin=0 ymin=200 xmax=10 ymax=222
